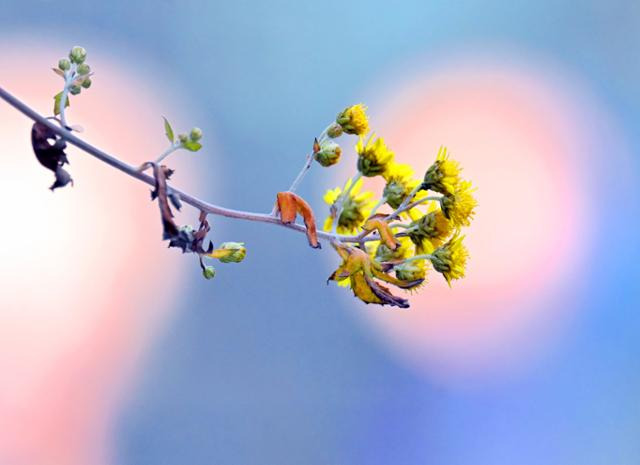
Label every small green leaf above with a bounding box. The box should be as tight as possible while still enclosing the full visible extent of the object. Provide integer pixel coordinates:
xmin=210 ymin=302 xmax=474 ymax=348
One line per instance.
xmin=163 ymin=117 xmax=174 ymax=143
xmin=182 ymin=140 xmax=202 ymax=152
xmin=53 ymin=91 xmax=70 ymax=116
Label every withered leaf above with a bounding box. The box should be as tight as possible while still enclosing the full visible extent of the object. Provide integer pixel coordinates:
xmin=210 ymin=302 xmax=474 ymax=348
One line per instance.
xmin=31 ymin=121 xmax=73 ymax=191
xmin=364 ymin=275 xmax=410 ymax=308
xmin=150 ymin=164 xmax=213 ymax=254
xmin=362 ymin=217 xmax=400 ymax=250
xmin=328 ymin=244 xmax=411 ymax=308
xmin=150 ymin=163 xmax=179 ymax=240
xmin=276 ymin=191 xmax=321 ymax=248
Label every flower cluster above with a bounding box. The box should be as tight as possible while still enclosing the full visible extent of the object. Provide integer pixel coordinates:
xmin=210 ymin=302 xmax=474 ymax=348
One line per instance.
xmin=317 ymin=105 xmax=477 ymax=306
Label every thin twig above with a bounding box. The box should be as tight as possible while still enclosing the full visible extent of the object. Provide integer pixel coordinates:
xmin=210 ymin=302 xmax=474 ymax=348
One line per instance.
xmin=0 ymin=86 xmax=389 ymax=245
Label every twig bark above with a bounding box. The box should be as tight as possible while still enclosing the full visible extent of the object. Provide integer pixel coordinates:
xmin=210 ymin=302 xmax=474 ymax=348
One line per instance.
xmin=0 ymin=86 xmax=390 ymax=245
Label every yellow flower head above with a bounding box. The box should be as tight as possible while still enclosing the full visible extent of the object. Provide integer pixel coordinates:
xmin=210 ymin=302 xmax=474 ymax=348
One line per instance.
xmin=382 ymin=162 xmax=417 ymax=209
xmin=408 ymin=210 xmax=453 ymax=250
xmin=430 ymin=233 xmax=469 ymax=286
xmin=422 ymin=146 xmax=461 ymax=195
xmin=336 ymin=104 xmax=370 ymax=136
xmin=323 ymin=177 xmax=376 ymax=234
xmin=441 ymin=180 xmax=477 ymax=227
xmin=356 ymin=134 xmax=395 ymax=177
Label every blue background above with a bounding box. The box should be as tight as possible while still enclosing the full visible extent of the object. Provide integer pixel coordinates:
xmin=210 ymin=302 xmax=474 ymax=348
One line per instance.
xmin=3 ymin=1 xmax=640 ymax=464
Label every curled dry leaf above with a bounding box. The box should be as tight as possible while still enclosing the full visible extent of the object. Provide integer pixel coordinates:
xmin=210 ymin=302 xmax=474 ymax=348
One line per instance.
xmin=328 ymin=244 xmax=420 ymax=308
xmin=276 ymin=191 xmax=321 ymax=248
xmin=149 ymin=163 xmax=214 ymax=254
xmin=31 ymin=121 xmax=73 ymax=191
xmin=362 ymin=216 xmax=400 ymax=250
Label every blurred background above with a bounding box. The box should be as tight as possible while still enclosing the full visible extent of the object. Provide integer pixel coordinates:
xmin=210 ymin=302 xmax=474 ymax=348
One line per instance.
xmin=1 ymin=1 xmax=640 ymax=464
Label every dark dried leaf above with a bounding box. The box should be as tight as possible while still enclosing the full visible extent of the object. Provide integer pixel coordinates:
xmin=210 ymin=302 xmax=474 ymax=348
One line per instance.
xmin=31 ymin=122 xmax=73 ymax=191
xmin=151 ymin=163 xmax=180 ymax=240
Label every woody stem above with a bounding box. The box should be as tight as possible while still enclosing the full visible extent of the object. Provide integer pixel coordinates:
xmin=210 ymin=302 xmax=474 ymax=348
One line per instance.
xmin=0 ymin=87 xmax=385 ymax=245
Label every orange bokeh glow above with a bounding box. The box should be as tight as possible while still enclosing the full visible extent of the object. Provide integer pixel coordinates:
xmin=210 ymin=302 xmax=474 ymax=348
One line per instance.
xmin=347 ymin=58 xmax=598 ymax=385
xmin=0 ymin=45 xmax=204 ymax=465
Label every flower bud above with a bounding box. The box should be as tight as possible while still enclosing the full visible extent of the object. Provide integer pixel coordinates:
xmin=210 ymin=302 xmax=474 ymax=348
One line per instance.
xmin=383 ymin=180 xmax=406 ymax=209
xmin=69 ymin=46 xmax=87 ymax=64
xmin=408 ymin=211 xmax=452 ymax=249
xmin=375 ymin=242 xmax=404 ymax=262
xmin=178 ymin=133 xmax=188 ymax=144
xmin=326 ymin=123 xmax=343 ymax=138
xmin=81 ymin=78 xmax=92 ymax=89
xmin=190 ymin=127 xmax=203 ymax=141
xmin=395 ymin=260 xmax=426 ymax=286
xmin=202 ymin=265 xmax=216 ymax=279
xmin=209 ymin=242 xmax=246 ymax=263
xmin=314 ymin=142 xmax=342 ymax=167
xmin=58 ymin=58 xmax=71 ymax=71
xmin=76 ymin=63 xmax=91 ymax=75
xmin=69 ymin=85 xmax=82 ymax=95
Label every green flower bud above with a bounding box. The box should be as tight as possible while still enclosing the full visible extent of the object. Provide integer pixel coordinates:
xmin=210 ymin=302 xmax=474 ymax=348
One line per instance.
xmin=81 ymin=78 xmax=92 ymax=89
xmin=408 ymin=211 xmax=452 ymax=249
xmin=314 ymin=142 xmax=342 ymax=167
xmin=76 ymin=63 xmax=91 ymax=75
xmin=326 ymin=123 xmax=343 ymax=138
xmin=69 ymin=85 xmax=82 ymax=96
xmin=202 ymin=265 xmax=216 ymax=280
xmin=58 ymin=58 xmax=71 ymax=71
xmin=69 ymin=46 xmax=87 ymax=64
xmin=375 ymin=242 xmax=404 ymax=262
xmin=395 ymin=260 xmax=426 ymax=286
xmin=383 ymin=180 xmax=406 ymax=209
xmin=210 ymin=242 xmax=247 ymax=263
xmin=178 ymin=133 xmax=188 ymax=144
xmin=190 ymin=127 xmax=203 ymax=141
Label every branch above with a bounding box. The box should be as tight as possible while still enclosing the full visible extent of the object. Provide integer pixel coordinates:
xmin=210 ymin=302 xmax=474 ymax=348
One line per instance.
xmin=0 ymin=86 xmax=383 ymax=245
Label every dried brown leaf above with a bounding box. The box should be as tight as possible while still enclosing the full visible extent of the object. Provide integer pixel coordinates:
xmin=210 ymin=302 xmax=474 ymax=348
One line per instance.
xmin=276 ymin=191 xmax=321 ymax=248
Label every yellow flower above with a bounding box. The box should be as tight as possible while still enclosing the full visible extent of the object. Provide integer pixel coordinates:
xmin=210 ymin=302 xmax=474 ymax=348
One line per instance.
xmin=441 ymin=180 xmax=477 ymax=227
xmin=382 ymin=162 xmax=415 ymax=209
xmin=336 ymin=104 xmax=369 ymax=136
xmin=323 ymin=177 xmax=376 ymax=234
xmin=408 ymin=210 xmax=453 ymax=250
xmin=422 ymin=146 xmax=461 ymax=195
xmin=356 ymin=134 xmax=395 ymax=177
xmin=430 ymin=233 xmax=469 ymax=286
